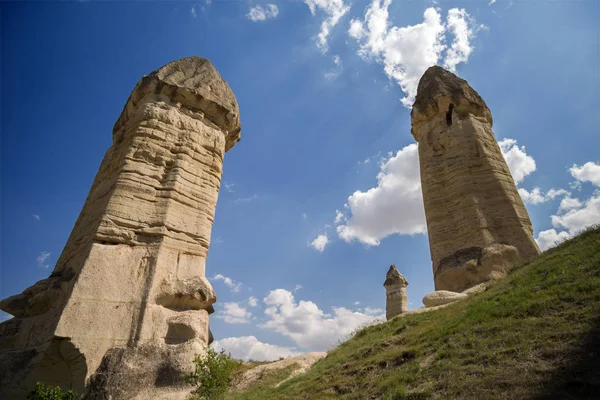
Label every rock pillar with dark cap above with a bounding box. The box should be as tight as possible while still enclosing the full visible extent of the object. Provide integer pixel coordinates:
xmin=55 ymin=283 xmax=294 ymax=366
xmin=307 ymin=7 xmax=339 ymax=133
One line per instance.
xmin=410 ymin=66 xmax=540 ymax=293
xmin=384 ymin=265 xmax=409 ymax=320
xmin=0 ymin=56 xmax=241 ymax=399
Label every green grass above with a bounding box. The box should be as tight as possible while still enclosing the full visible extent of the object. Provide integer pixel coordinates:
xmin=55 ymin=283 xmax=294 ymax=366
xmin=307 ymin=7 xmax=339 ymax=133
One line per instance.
xmin=229 ymin=226 xmax=600 ymax=399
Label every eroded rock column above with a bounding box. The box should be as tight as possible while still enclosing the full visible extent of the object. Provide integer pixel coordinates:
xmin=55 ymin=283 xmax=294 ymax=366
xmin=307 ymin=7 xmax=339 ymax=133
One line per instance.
xmin=0 ymin=56 xmax=241 ymax=399
xmin=410 ymin=66 xmax=540 ymax=293
xmin=384 ymin=265 xmax=408 ymax=320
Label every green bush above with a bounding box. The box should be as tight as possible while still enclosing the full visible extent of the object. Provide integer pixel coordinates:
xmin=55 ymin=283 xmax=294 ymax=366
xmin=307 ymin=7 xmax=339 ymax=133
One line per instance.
xmin=27 ymin=382 xmax=77 ymax=400
xmin=186 ymin=348 xmax=237 ymax=399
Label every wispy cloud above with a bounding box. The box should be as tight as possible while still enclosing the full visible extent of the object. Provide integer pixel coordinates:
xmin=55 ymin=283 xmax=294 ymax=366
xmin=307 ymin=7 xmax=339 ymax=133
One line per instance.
xmin=304 ymin=0 xmax=350 ymax=53
xmin=36 ymin=251 xmax=51 ymax=268
xmin=223 ymin=181 xmax=236 ymax=193
xmin=234 ymin=194 xmax=258 ymax=204
xmin=191 ymin=5 xmax=197 ymax=18
xmin=32 ymin=213 xmax=40 ymax=221
xmin=324 ymin=54 xmax=344 ymax=80
xmin=212 ymin=273 xmax=243 ymax=293
xmin=247 ymin=4 xmax=279 ymax=22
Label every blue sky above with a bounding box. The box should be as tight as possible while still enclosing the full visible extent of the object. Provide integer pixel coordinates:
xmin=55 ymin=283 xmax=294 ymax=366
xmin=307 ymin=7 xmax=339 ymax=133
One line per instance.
xmin=1 ymin=0 xmax=599 ymax=361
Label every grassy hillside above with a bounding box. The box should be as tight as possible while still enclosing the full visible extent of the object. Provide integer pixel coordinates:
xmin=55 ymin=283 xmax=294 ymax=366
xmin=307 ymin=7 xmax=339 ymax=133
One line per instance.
xmin=226 ymin=226 xmax=600 ymax=400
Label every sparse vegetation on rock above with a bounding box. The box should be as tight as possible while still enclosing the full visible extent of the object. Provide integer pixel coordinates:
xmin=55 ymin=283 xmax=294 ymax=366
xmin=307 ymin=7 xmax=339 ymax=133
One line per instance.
xmin=27 ymin=382 xmax=77 ymax=400
xmin=187 ymin=348 xmax=237 ymax=400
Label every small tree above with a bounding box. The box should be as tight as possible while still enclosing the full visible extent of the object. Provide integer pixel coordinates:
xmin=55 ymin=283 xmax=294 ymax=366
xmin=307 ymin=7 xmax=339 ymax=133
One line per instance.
xmin=27 ymin=382 xmax=77 ymax=400
xmin=186 ymin=348 xmax=237 ymax=399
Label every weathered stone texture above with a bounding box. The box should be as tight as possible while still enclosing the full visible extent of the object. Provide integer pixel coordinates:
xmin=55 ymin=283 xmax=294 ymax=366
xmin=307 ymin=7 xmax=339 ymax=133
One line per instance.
xmin=0 ymin=56 xmax=240 ymax=399
xmin=411 ymin=66 xmax=540 ymax=292
xmin=422 ymin=290 xmax=468 ymax=308
xmin=383 ymin=265 xmax=409 ymax=320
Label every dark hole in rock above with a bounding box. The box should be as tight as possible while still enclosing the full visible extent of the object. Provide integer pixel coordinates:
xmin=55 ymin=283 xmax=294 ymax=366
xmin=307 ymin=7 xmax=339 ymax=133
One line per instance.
xmin=164 ymin=323 xmax=195 ymax=345
xmin=446 ymin=103 xmax=454 ymax=126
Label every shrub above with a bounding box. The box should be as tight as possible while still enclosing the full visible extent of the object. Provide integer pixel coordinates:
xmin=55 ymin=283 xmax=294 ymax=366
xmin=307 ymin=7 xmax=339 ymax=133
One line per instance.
xmin=27 ymin=382 xmax=77 ymax=400
xmin=186 ymin=348 xmax=237 ymax=399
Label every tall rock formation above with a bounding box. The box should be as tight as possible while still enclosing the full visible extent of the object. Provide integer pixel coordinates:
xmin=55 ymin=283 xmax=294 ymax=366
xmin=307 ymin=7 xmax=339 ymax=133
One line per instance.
xmin=411 ymin=66 xmax=540 ymax=292
xmin=0 ymin=56 xmax=241 ymax=399
xmin=384 ymin=265 xmax=408 ymax=320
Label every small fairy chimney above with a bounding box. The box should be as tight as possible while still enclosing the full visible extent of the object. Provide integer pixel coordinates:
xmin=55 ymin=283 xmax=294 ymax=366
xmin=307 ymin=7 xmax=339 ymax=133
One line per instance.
xmin=384 ymin=265 xmax=409 ymax=320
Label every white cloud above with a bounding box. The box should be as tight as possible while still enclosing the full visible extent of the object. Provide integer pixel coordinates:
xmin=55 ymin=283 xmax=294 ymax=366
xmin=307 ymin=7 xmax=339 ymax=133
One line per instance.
xmin=498 ymin=138 xmax=536 ymax=184
xmin=353 ymin=301 xmax=360 ymax=305
xmin=212 ymin=274 xmax=242 ymax=293
xmin=558 ymin=196 xmax=582 ymax=213
xmin=535 ymin=160 xmax=600 ymax=246
xmin=259 ymin=289 xmax=382 ymax=350
xmin=334 ymin=210 xmax=345 ymax=225
xmin=362 ymin=307 xmax=384 ymax=315
xmin=443 ymin=8 xmax=475 ymax=72
xmin=191 ymin=5 xmax=197 ymax=17
xmin=349 ymin=4 xmax=479 ymax=107
xmin=216 ymin=302 xmax=252 ymax=324
xmin=234 ymin=194 xmax=258 ymax=204
xmin=211 ymin=336 xmax=299 ymax=362
xmin=294 ymin=284 xmax=303 ymax=292
xmin=337 ymin=143 xmax=426 ymax=246
xmin=309 ymin=233 xmax=329 ymax=253
xmin=535 ymin=229 xmax=571 ymax=251
xmin=248 ymin=296 xmax=259 ymax=307
xmin=333 ymin=54 xmax=341 ymax=65
xmin=32 ymin=213 xmax=40 ymax=221
xmin=518 ymin=187 xmax=569 ymax=205
xmin=247 ymin=4 xmax=279 ymax=22
xmin=489 ymin=0 xmax=497 ymax=6
xmin=518 ymin=188 xmax=546 ymax=205
xmin=310 ymin=234 xmax=330 ymax=252
xmin=537 ymin=162 xmax=600 ymax=241
xmin=304 ymin=0 xmax=350 ymax=52
xmin=547 ymin=188 xmax=570 ymax=200
xmin=551 ymin=193 xmax=600 ymax=234
xmin=570 ymin=162 xmax=600 ymax=188
xmin=36 ymin=251 xmax=51 ymax=268
xmin=302 ymin=212 xmax=308 ymax=220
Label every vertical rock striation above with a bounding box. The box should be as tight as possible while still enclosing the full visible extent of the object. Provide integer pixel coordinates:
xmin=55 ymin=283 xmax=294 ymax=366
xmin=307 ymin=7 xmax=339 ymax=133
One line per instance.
xmin=384 ymin=265 xmax=408 ymax=320
xmin=411 ymin=66 xmax=540 ymax=293
xmin=0 ymin=56 xmax=241 ymax=399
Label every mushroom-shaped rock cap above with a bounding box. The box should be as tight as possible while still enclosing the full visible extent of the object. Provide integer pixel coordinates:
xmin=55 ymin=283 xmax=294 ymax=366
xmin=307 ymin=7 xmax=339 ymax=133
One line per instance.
xmin=114 ymin=56 xmax=241 ymax=152
xmin=410 ymin=66 xmax=492 ymax=136
xmin=384 ymin=265 xmax=408 ymax=287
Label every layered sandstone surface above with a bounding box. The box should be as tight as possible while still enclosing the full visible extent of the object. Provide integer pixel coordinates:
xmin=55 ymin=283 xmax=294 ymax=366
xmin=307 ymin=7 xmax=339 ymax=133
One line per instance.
xmin=0 ymin=56 xmax=241 ymax=399
xmin=384 ymin=265 xmax=408 ymax=320
xmin=411 ymin=66 xmax=540 ymax=292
